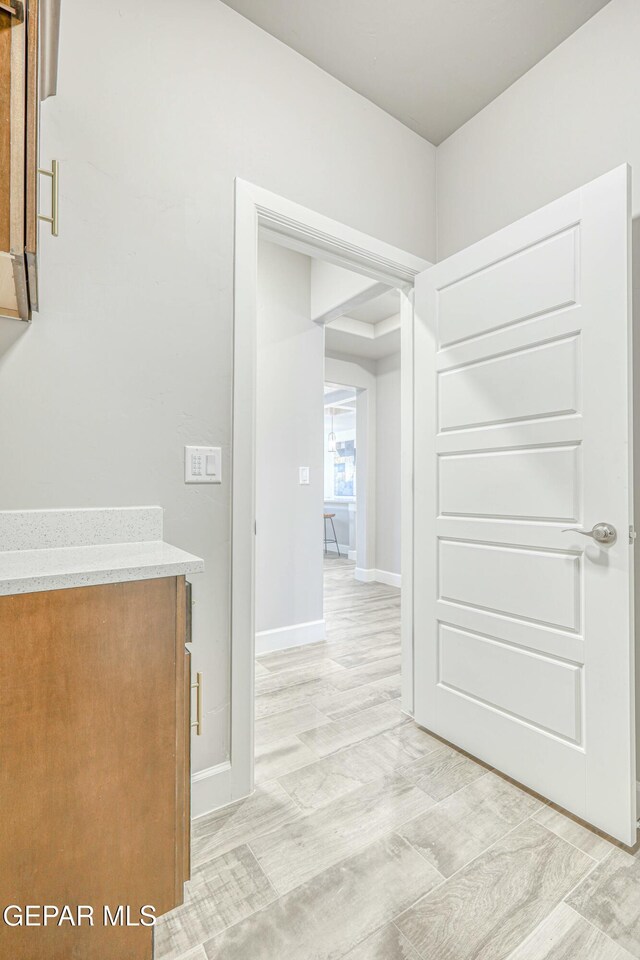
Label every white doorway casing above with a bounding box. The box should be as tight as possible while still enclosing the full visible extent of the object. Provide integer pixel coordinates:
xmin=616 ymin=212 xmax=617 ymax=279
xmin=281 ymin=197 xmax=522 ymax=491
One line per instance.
xmin=191 ymin=180 xmax=430 ymax=815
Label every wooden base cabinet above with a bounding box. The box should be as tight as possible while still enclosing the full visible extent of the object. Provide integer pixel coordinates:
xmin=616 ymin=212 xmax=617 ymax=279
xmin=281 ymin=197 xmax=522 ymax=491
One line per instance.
xmin=0 ymin=576 xmax=191 ymax=960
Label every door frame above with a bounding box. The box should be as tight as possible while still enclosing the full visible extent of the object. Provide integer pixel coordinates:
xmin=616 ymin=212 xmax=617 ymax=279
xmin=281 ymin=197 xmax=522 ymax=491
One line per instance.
xmin=222 ymin=178 xmax=431 ymax=806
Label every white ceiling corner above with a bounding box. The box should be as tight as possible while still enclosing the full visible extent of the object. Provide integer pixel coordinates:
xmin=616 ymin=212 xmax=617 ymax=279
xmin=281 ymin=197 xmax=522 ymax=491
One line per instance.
xmin=220 ymin=0 xmax=611 ymax=143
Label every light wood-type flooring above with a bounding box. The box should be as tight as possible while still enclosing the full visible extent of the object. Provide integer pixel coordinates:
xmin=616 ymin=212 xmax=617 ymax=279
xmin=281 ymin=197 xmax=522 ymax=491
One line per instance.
xmin=155 ymin=557 xmax=640 ymax=960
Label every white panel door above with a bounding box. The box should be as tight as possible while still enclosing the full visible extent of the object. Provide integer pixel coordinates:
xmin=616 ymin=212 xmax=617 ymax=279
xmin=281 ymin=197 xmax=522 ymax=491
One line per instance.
xmin=414 ymin=165 xmax=635 ymax=844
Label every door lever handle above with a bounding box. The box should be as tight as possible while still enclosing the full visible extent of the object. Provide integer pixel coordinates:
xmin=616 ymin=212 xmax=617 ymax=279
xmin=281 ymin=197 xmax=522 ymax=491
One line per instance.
xmin=562 ymin=523 xmax=617 ymax=545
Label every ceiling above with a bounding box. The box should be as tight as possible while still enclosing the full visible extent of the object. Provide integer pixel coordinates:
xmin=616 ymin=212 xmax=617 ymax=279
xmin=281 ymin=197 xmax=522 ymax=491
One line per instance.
xmin=324 ymin=384 xmax=356 ymax=402
xmin=324 ymin=290 xmax=400 ymax=360
xmin=325 ymin=323 xmax=400 ymax=361
xmin=345 ymin=290 xmax=400 ymax=325
xmin=220 ymin=0 xmax=610 ymax=143
xmin=325 ymin=283 xmax=401 ymax=360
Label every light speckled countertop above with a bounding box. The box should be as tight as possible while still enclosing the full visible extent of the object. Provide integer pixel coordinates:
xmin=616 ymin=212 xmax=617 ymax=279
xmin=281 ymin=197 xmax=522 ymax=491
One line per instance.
xmin=0 ymin=507 xmax=204 ymax=596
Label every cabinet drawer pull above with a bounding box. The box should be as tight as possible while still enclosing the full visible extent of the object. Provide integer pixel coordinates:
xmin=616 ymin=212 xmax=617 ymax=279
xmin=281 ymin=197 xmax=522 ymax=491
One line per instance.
xmin=38 ymin=160 xmax=59 ymax=237
xmin=191 ymin=671 xmax=203 ymax=736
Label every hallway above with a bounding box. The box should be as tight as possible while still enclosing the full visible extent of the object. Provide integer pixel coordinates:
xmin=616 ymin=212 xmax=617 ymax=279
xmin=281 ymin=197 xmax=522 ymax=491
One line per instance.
xmin=155 ymin=559 xmax=640 ymax=960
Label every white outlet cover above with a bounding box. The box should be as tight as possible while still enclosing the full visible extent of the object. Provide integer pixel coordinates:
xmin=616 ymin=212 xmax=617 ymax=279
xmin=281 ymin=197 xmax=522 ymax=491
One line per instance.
xmin=185 ymin=446 xmax=222 ymax=484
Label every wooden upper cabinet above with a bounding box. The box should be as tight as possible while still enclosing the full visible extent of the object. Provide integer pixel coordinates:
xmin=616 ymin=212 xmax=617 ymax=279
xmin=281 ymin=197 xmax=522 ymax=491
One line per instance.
xmin=1 ymin=0 xmax=58 ymax=322
xmin=25 ymin=0 xmax=39 ymax=309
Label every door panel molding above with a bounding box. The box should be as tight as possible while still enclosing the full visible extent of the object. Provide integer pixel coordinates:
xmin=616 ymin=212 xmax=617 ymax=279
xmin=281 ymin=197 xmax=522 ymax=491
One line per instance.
xmin=414 ymin=164 xmax=635 ymax=844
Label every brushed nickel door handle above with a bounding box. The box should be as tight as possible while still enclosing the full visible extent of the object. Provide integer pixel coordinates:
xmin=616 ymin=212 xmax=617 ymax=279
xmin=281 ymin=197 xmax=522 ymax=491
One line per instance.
xmin=562 ymin=523 xmax=617 ymax=545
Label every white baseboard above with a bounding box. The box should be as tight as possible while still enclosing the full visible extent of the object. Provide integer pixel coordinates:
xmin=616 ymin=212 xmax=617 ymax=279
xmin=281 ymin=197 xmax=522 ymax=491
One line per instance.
xmin=375 ymin=568 xmax=402 ymax=588
xmin=355 ymin=567 xmax=401 ymax=588
xmin=191 ymin=761 xmax=232 ymax=819
xmin=256 ymin=618 xmax=326 ymax=656
xmin=348 ymin=549 xmax=356 ymax=561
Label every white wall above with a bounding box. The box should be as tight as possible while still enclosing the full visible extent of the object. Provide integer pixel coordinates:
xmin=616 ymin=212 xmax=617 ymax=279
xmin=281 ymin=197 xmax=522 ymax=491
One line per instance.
xmin=0 ymin=0 xmax=436 ymax=777
xmin=375 ymin=352 xmax=401 ymax=578
xmin=436 ymin=0 xmax=640 ymax=257
xmin=255 ymin=241 xmax=324 ymax=644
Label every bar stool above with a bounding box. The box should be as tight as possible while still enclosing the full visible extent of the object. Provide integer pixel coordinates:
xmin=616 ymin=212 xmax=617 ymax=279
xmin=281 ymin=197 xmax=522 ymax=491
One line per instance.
xmin=323 ymin=513 xmax=341 ymax=556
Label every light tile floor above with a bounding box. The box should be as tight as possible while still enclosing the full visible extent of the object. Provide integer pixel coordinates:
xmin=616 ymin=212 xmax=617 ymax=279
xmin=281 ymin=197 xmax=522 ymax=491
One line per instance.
xmin=155 ymin=557 xmax=640 ymax=960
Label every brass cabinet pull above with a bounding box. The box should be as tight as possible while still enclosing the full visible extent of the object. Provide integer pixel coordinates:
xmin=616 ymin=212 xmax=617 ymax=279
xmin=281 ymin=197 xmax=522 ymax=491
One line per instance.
xmin=38 ymin=160 xmax=59 ymax=236
xmin=191 ymin=671 xmax=203 ymax=736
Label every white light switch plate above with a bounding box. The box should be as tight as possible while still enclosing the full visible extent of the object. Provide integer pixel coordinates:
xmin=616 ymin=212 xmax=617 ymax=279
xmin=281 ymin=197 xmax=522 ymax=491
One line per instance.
xmin=185 ymin=446 xmax=222 ymax=484
xmin=299 ymin=466 xmax=310 ymax=485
